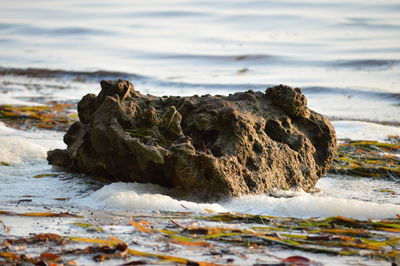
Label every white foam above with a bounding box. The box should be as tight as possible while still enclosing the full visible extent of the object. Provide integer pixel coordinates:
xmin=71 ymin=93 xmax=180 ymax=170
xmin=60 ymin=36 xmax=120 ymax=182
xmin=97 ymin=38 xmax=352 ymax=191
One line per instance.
xmin=0 ymin=122 xmax=15 ymax=134
xmin=0 ymin=122 xmax=65 ymax=148
xmin=222 ymin=193 xmax=400 ymax=219
xmin=80 ymin=182 xmax=227 ymax=213
xmin=0 ymin=136 xmax=47 ymax=164
xmin=333 ymin=120 xmax=400 ymax=141
xmin=79 ymin=181 xmax=400 ymax=219
xmin=0 ymin=122 xmax=64 ymax=164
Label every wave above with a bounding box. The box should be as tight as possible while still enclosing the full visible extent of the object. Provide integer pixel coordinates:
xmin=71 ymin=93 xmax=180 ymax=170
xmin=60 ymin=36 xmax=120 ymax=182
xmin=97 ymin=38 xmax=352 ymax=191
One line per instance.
xmin=302 ymin=85 xmax=400 ymax=101
xmin=131 ymin=50 xmax=400 ymax=71
xmin=331 ymin=59 xmax=400 ymax=70
xmin=149 ymin=52 xmax=400 ymax=72
xmin=159 ymin=53 xmax=277 ymax=62
xmin=341 ymin=20 xmax=400 ymax=31
xmin=0 ymin=39 xmax=15 ymax=44
xmin=136 ymin=49 xmax=400 ymax=71
xmin=0 ymin=23 xmax=113 ymax=36
xmin=129 ymin=10 xmax=210 ymax=18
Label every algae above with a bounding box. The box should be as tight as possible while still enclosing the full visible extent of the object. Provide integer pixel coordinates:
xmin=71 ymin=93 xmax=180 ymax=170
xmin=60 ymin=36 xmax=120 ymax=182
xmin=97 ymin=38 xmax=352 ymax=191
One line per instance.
xmin=1 ymin=212 xmax=399 ymax=265
xmin=330 ymin=138 xmax=400 ymax=179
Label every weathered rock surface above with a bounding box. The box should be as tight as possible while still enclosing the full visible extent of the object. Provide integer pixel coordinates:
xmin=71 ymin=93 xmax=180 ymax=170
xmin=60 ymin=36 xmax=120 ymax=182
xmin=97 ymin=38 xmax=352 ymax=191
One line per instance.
xmin=47 ymin=80 xmax=336 ymax=200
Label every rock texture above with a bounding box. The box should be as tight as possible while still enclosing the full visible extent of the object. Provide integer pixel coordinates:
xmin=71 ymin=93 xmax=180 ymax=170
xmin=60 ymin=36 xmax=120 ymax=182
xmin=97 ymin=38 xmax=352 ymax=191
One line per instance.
xmin=47 ymin=80 xmax=336 ymax=200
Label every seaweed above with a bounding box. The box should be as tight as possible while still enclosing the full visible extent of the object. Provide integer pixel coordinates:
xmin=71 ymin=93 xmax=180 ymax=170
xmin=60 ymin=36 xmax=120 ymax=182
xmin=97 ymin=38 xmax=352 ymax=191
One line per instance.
xmin=2 ymin=212 xmax=398 ymax=265
xmin=0 ymin=102 xmax=77 ymax=131
xmin=330 ymin=138 xmax=400 ymax=179
xmin=0 ymin=210 xmax=82 ymax=218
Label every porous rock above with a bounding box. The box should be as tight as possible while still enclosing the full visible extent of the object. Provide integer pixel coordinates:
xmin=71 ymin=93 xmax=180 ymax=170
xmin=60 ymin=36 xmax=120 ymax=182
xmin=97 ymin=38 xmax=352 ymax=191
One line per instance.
xmin=47 ymin=80 xmax=336 ymax=200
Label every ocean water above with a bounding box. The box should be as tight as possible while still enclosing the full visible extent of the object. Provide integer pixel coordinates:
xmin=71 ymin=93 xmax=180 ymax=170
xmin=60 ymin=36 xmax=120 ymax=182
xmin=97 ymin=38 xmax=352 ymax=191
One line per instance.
xmin=0 ymin=0 xmax=400 ymax=221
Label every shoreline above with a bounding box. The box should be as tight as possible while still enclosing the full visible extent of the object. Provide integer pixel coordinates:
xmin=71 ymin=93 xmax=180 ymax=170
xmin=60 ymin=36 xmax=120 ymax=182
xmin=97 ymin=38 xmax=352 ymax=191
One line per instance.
xmin=1 ymin=203 xmax=399 ymax=265
xmin=0 ymin=123 xmax=399 ymax=265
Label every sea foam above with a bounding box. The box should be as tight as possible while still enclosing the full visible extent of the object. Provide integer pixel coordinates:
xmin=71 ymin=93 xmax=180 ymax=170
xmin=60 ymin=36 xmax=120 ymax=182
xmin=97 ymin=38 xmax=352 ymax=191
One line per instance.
xmin=0 ymin=135 xmax=47 ymax=164
xmin=0 ymin=122 xmax=64 ymax=164
xmin=79 ymin=181 xmax=400 ymax=220
xmin=222 ymin=193 xmax=400 ymax=220
xmin=79 ymin=182 xmax=227 ymax=212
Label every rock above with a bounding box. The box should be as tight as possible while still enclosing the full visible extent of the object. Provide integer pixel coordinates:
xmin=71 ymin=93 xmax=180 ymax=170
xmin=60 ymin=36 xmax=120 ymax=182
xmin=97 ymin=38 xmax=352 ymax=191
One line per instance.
xmin=47 ymin=149 xmax=72 ymax=167
xmin=47 ymin=80 xmax=336 ymax=200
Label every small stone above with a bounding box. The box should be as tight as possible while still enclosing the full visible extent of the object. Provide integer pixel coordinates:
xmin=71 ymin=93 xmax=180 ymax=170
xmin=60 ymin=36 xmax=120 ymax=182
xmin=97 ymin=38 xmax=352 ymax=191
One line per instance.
xmin=47 ymin=149 xmax=72 ymax=167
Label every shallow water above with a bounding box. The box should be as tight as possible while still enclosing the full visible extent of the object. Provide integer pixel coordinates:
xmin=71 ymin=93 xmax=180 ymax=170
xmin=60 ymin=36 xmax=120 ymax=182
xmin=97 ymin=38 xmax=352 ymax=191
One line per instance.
xmin=0 ymin=0 xmax=399 ymax=243
xmin=0 ymin=121 xmax=399 ymax=222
